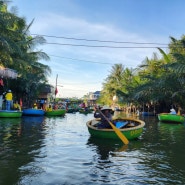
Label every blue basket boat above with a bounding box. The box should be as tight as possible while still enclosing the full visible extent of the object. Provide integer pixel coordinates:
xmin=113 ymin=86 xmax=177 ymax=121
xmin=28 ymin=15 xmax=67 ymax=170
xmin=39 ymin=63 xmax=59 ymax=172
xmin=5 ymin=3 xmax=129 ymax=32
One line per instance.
xmin=22 ymin=109 xmax=45 ymax=116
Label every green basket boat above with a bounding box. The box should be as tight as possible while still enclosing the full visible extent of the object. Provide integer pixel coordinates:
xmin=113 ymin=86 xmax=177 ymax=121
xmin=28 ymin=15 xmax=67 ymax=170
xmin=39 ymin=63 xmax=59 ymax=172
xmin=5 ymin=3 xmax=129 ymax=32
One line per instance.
xmin=158 ymin=113 xmax=185 ymax=123
xmin=0 ymin=110 xmax=23 ymax=118
xmin=79 ymin=109 xmax=93 ymax=114
xmin=45 ymin=109 xmax=66 ymax=116
xmin=86 ymin=117 xmax=145 ymax=140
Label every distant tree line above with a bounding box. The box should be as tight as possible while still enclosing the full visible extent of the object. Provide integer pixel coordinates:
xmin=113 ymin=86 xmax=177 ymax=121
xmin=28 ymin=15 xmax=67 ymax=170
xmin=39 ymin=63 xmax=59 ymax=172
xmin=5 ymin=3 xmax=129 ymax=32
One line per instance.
xmin=97 ymin=35 xmax=185 ymax=113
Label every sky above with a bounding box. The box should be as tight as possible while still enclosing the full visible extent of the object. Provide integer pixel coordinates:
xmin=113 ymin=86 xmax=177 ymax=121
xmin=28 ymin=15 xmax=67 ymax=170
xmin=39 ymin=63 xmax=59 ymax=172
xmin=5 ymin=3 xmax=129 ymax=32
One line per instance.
xmin=9 ymin=0 xmax=185 ymax=98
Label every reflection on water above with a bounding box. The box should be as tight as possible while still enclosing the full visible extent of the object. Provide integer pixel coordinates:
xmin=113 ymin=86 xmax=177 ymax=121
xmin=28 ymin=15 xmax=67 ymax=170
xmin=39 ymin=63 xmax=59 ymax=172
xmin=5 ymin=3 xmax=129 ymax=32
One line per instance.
xmin=0 ymin=113 xmax=185 ymax=184
xmin=87 ymin=137 xmax=126 ymax=161
xmin=22 ymin=116 xmax=45 ymax=124
xmin=0 ymin=117 xmax=47 ymax=185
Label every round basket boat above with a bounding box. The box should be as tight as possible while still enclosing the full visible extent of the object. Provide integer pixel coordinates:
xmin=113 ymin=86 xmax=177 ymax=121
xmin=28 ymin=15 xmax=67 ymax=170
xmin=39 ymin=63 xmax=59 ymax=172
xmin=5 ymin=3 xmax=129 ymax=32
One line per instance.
xmin=45 ymin=109 xmax=66 ymax=116
xmin=158 ymin=113 xmax=185 ymax=123
xmin=0 ymin=110 xmax=22 ymax=118
xmin=22 ymin=109 xmax=45 ymax=116
xmin=86 ymin=117 xmax=145 ymax=140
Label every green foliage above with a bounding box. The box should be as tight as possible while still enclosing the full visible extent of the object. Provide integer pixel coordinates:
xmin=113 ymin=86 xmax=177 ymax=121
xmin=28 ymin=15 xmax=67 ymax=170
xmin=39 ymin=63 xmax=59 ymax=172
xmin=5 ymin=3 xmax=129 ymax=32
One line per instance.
xmin=0 ymin=1 xmax=51 ymax=106
xmin=101 ymin=36 xmax=185 ymax=110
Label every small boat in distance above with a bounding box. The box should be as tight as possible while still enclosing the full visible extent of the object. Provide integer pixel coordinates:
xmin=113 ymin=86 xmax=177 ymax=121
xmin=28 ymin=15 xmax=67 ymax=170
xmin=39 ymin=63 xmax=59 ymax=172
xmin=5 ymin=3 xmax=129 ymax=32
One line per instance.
xmin=0 ymin=110 xmax=22 ymax=118
xmin=141 ymin=111 xmax=155 ymax=116
xmin=45 ymin=109 xmax=66 ymax=116
xmin=86 ymin=117 xmax=145 ymax=140
xmin=79 ymin=108 xmax=93 ymax=114
xmin=158 ymin=113 xmax=185 ymax=123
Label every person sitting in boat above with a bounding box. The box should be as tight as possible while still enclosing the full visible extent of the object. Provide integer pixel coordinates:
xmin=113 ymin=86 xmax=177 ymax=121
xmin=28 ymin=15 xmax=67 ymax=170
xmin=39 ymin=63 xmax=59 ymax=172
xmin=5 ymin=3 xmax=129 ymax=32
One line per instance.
xmin=5 ymin=90 xmax=13 ymax=110
xmin=94 ymin=105 xmax=113 ymax=129
xmin=53 ymin=104 xmax=58 ymax=110
xmin=170 ymin=108 xmax=176 ymax=115
xmin=46 ymin=105 xmax=52 ymax=112
xmin=13 ymin=100 xmax=21 ymax=111
xmin=82 ymin=102 xmax=86 ymax=108
xmin=33 ymin=103 xmax=38 ymax=109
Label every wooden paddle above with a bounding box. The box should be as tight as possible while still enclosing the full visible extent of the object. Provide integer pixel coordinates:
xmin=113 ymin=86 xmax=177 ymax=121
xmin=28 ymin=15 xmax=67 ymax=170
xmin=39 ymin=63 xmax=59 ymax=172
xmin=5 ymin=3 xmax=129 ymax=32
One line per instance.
xmin=97 ymin=108 xmax=129 ymax=145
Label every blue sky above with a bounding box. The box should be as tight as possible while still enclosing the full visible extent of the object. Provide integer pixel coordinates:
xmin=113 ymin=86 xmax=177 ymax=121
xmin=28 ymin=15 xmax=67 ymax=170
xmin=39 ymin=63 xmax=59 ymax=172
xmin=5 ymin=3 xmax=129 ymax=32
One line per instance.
xmin=10 ymin=0 xmax=185 ymax=98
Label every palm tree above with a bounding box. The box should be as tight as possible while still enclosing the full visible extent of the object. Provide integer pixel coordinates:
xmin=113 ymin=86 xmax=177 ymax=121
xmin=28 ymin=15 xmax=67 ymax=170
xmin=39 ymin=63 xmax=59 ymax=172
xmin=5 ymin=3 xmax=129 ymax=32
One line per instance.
xmin=0 ymin=1 xmax=51 ymax=106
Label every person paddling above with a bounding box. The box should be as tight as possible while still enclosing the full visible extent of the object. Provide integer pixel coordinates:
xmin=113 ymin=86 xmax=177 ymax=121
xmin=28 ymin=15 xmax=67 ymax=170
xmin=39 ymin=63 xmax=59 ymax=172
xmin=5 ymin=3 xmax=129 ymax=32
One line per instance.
xmin=94 ymin=105 xmax=113 ymax=129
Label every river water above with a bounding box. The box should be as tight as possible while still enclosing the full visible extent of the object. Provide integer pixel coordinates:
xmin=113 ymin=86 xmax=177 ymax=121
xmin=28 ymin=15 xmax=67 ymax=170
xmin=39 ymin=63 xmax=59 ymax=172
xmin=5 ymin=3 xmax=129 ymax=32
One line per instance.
xmin=0 ymin=112 xmax=185 ymax=185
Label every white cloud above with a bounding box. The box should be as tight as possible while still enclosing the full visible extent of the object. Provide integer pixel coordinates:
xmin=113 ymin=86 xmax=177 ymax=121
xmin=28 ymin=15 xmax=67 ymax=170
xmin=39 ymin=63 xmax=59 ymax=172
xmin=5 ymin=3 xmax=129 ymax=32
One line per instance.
xmin=30 ymin=12 xmax=167 ymax=98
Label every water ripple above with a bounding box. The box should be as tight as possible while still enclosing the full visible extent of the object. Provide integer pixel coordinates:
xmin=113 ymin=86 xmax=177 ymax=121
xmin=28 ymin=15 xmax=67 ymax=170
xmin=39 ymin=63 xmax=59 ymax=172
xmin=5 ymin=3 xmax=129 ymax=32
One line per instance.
xmin=0 ymin=114 xmax=185 ymax=184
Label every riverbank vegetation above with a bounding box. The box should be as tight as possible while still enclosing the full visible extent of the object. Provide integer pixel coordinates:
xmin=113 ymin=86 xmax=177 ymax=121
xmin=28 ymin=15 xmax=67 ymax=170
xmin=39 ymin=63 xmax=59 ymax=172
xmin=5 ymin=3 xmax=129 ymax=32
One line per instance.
xmin=0 ymin=1 xmax=50 ymax=106
xmin=98 ymin=36 xmax=185 ymax=113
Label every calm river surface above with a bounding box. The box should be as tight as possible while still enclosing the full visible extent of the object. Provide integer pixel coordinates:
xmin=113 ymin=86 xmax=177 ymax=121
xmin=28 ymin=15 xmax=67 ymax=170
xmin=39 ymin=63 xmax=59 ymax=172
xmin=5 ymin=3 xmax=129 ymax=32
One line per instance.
xmin=0 ymin=112 xmax=185 ymax=185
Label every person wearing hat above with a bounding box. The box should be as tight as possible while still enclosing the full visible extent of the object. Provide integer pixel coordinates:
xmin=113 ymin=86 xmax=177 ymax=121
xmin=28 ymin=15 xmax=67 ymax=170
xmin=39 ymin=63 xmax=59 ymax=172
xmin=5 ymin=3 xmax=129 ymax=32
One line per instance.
xmin=33 ymin=103 xmax=38 ymax=109
xmin=170 ymin=108 xmax=176 ymax=115
xmin=5 ymin=90 xmax=13 ymax=110
xmin=94 ymin=105 xmax=113 ymax=129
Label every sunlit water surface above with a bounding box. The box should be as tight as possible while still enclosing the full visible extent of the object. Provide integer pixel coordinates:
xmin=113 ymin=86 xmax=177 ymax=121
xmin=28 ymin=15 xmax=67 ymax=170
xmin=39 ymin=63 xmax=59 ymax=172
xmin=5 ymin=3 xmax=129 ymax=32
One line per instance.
xmin=0 ymin=113 xmax=185 ymax=185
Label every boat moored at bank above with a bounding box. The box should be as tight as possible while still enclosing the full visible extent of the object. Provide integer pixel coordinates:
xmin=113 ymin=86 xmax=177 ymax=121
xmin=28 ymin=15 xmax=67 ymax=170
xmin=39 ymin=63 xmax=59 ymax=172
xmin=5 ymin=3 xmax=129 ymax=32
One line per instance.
xmin=22 ymin=109 xmax=45 ymax=116
xmin=0 ymin=110 xmax=22 ymax=118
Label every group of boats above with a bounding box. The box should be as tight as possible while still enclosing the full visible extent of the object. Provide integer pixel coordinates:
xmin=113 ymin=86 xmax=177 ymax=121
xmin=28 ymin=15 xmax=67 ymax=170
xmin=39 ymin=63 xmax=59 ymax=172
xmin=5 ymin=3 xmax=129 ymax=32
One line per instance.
xmin=67 ymin=107 xmax=93 ymax=114
xmin=1 ymin=107 xmax=184 ymax=144
xmin=0 ymin=108 xmax=66 ymax=118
